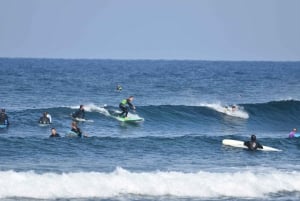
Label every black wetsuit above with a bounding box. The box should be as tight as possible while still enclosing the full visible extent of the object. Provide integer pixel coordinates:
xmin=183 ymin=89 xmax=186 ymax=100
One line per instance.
xmin=72 ymin=109 xmax=85 ymax=119
xmin=71 ymin=127 xmax=82 ymax=138
xmin=119 ymin=99 xmax=134 ymax=117
xmin=49 ymin=133 xmax=61 ymax=138
xmin=244 ymin=140 xmax=263 ymax=151
xmin=39 ymin=116 xmax=50 ymax=124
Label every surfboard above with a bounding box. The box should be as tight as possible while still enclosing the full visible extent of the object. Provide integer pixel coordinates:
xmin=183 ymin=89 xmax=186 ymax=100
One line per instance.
xmin=0 ymin=124 xmax=8 ymax=128
xmin=73 ymin=118 xmax=94 ymax=123
xmin=294 ymin=134 xmax=300 ymax=138
xmin=222 ymin=139 xmax=281 ymax=152
xmin=39 ymin=123 xmax=51 ymax=127
xmin=65 ymin=131 xmax=80 ymax=138
xmin=115 ymin=116 xmax=144 ymax=122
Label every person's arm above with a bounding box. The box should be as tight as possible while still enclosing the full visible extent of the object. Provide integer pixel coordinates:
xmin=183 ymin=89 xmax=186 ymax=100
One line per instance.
xmin=127 ymin=102 xmax=135 ymax=110
xmin=257 ymin=142 xmax=263 ymax=149
xmin=244 ymin=141 xmax=250 ymax=148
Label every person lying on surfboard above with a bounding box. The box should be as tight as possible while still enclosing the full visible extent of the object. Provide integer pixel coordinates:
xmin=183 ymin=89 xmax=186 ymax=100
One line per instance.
xmin=244 ymin=135 xmax=263 ymax=151
xmin=119 ymin=96 xmax=136 ymax=118
xmin=72 ymin=105 xmax=85 ymax=119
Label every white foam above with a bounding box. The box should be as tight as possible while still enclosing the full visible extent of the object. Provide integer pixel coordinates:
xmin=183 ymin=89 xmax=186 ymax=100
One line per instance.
xmin=200 ymin=102 xmax=249 ymax=119
xmin=70 ymin=103 xmax=109 ymax=115
xmin=0 ymin=168 xmax=300 ymax=199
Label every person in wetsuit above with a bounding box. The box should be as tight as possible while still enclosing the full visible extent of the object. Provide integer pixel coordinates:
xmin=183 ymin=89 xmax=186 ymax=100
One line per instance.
xmin=72 ymin=105 xmax=85 ymax=119
xmin=49 ymin=128 xmax=61 ymax=138
xmin=39 ymin=112 xmax=51 ymax=124
xmin=288 ymin=128 xmax=297 ymax=138
xmin=244 ymin=134 xmax=263 ymax=151
xmin=71 ymin=121 xmax=83 ymax=137
xmin=119 ymin=96 xmax=136 ymax=117
xmin=0 ymin=109 xmax=9 ymax=126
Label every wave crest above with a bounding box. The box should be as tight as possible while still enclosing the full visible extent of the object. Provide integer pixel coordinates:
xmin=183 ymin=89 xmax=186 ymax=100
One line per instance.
xmin=1 ymin=168 xmax=300 ymax=199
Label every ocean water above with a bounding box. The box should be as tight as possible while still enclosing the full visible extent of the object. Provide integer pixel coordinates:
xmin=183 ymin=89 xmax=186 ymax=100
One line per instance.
xmin=0 ymin=58 xmax=300 ymax=201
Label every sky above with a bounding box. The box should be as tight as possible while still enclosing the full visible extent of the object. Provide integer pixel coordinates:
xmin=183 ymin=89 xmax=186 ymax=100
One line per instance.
xmin=0 ymin=0 xmax=299 ymax=61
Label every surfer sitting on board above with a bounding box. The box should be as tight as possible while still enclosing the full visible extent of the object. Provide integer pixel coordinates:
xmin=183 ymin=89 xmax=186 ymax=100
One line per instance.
xmin=244 ymin=135 xmax=263 ymax=151
xmin=289 ymin=128 xmax=297 ymax=138
xmin=71 ymin=121 xmax=83 ymax=137
xmin=39 ymin=112 xmax=51 ymax=124
xmin=119 ymin=96 xmax=136 ymax=118
xmin=72 ymin=105 xmax=85 ymax=119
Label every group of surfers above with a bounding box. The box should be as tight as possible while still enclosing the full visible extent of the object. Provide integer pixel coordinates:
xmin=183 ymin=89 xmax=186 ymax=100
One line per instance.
xmin=1 ymin=94 xmax=299 ymax=148
xmin=47 ymin=96 xmax=136 ymax=138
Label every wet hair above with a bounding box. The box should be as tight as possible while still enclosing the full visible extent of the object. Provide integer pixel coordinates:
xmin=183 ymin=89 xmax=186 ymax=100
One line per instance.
xmin=251 ymin=134 xmax=256 ymax=141
xmin=80 ymin=105 xmax=84 ymax=109
xmin=72 ymin=121 xmax=77 ymax=127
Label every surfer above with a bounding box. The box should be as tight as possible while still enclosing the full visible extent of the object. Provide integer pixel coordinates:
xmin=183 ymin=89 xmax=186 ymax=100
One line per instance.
xmin=244 ymin=135 xmax=263 ymax=151
xmin=0 ymin=109 xmax=9 ymax=125
xmin=119 ymin=96 xmax=136 ymax=117
xmin=288 ymin=128 xmax=297 ymax=138
xmin=116 ymin=84 xmax=122 ymax=92
xmin=49 ymin=128 xmax=61 ymax=138
xmin=39 ymin=112 xmax=51 ymax=124
xmin=70 ymin=121 xmax=83 ymax=137
xmin=72 ymin=105 xmax=85 ymax=119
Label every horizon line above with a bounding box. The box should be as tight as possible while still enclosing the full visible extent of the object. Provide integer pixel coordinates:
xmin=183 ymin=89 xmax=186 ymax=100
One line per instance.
xmin=0 ymin=56 xmax=299 ymax=63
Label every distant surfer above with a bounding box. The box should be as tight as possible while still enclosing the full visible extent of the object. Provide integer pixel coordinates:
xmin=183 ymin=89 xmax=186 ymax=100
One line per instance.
xmin=288 ymin=128 xmax=297 ymax=138
xmin=244 ymin=135 xmax=263 ymax=151
xmin=72 ymin=105 xmax=85 ymax=119
xmin=119 ymin=96 xmax=136 ymax=117
xmin=49 ymin=128 xmax=61 ymax=138
xmin=0 ymin=109 xmax=9 ymax=126
xmin=39 ymin=112 xmax=51 ymax=124
xmin=225 ymin=105 xmax=237 ymax=112
xmin=116 ymin=84 xmax=122 ymax=92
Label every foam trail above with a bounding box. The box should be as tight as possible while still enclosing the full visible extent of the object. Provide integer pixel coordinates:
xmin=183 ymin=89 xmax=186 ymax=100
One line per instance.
xmin=200 ymin=102 xmax=249 ymax=119
xmin=1 ymin=168 xmax=300 ymax=199
xmin=70 ymin=103 xmax=109 ymax=115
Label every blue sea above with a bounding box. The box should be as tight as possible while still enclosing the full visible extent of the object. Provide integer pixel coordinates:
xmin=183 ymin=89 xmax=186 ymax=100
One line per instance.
xmin=0 ymin=58 xmax=300 ymax=201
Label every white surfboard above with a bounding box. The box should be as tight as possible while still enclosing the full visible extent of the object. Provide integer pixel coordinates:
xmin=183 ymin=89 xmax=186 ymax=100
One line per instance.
xmin=222 ymin=139 xmax=281 ymax=152
xmin=73 ymin=118 xmax=94 ymax=123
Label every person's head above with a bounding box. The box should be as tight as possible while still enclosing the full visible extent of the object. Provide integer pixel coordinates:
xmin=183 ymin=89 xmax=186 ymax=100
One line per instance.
xmin=293 ymin=128 xmax=297 ymax=132
xmin=128 ymin=96 xmax=134 ymax=102
xmin=80 ymin=105 xmax=84 ymax=110
xmin=251 ymin=134 xmax=256 ymax=141
xmin=1 ymin=109 xmax=5 ymax=113
xmin=43 ymin=112 xmax=47 ymax=117
xmin=51 ymin=128 xmax=57 ymax=135
xmin=72 ymin=121 xmax=77 ymax=128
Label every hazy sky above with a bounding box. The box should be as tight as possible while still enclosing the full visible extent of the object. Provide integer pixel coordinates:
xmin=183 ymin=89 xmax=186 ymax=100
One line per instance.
xmin=0 ymin=0 xmax=299 ymax=60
